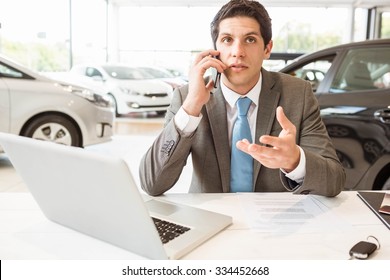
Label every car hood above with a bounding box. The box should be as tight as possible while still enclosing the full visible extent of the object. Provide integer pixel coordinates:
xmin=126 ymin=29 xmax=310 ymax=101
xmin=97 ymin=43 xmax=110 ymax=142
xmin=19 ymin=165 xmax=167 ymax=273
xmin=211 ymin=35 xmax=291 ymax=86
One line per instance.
xmin=112 ymin=79 xmax=172 ymax=93
xmin=42 ymin=72 xmax=109 ymax=96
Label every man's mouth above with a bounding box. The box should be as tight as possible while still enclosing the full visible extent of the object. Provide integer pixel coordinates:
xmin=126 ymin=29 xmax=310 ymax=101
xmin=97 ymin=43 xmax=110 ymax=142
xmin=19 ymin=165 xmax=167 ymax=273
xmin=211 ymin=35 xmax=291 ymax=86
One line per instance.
xmin=229 ymin=63 xmax=248 ymax=72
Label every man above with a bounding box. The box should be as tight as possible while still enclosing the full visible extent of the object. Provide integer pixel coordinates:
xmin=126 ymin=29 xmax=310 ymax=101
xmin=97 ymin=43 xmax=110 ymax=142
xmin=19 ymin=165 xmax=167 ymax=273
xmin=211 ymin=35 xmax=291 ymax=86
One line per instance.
xmin=139 ymin=0 xmax=345 ymax=196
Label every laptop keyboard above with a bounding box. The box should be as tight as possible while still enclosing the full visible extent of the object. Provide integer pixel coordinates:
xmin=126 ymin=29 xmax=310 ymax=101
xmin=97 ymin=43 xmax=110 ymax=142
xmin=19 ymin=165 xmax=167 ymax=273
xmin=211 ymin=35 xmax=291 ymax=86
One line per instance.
xmin=152 ymin=217 xmax=191 ymax=244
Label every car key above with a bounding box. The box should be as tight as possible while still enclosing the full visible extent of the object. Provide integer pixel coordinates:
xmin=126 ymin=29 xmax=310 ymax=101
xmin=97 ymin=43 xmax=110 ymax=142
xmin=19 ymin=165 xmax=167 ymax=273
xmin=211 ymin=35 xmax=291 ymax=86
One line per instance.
xmin=349 ymin=241 xmax=378 ymax=259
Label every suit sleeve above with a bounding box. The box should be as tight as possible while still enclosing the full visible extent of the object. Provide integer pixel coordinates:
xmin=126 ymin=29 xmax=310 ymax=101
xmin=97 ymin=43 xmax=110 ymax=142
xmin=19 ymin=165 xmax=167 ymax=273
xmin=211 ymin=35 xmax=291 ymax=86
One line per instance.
xmin=281 ymin=80 xmax=345 ymax=197
xmin=139 ymin=86 xmax=194 ymax=196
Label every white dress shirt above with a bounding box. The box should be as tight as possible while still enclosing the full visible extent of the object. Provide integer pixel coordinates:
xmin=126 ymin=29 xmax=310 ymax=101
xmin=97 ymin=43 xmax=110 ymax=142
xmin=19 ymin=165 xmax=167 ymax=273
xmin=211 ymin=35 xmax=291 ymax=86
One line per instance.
xmin=174 ymin=74 xmax=305 ymax=184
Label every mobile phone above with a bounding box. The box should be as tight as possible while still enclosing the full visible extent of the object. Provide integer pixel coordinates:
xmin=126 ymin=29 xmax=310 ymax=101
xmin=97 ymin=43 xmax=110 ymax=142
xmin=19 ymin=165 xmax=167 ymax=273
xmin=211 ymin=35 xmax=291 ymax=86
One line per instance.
xmin=212 ymin=68 xmax=221 ymax=88
xmin=379 ymin=205 xmax=390 ymax=215
xmin=212 ymin=55 xmax=221 ymax=88
xmin=379 ymin=193 xmax=390 ymax=215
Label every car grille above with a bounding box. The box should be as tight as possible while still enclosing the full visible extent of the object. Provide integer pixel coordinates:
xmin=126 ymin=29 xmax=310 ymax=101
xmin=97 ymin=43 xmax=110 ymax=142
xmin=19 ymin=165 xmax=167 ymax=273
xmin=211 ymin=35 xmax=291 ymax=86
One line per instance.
xmin=126 ymin=102 xmax=170 ymax=108
xmin=144 ymin=93 xmax=168 ymax=98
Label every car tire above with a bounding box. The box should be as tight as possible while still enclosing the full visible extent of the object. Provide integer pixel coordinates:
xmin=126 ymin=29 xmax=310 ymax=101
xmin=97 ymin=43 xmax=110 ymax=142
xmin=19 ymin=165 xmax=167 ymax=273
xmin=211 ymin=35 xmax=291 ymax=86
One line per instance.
xmin=373 ymin=165 xmax=390 ymax=190
xmin=22 ymin=114 xmax=82 ymax=147
xmin=383 ymin=177 xmax=390 ymax=191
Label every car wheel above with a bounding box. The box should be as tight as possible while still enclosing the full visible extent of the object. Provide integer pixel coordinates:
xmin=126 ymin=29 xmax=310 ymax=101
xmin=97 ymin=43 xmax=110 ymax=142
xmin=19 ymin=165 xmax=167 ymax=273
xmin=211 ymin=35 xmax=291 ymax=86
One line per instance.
xmin=383 ymin=177 xmax=390 ymax=190
xmin=22 ymin=114 xmax=81 ymax=147
xmin=373 ymin=165 xmax=390 ymax=190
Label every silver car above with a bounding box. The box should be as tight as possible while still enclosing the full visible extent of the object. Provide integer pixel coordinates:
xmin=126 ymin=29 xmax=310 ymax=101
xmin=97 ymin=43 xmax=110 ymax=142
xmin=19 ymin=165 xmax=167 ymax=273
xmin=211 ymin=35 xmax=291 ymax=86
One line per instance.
xmin=0 ymin=54 xmax=115 ymax=150
xmin=70 ymin=64 xmax=173 ymax=116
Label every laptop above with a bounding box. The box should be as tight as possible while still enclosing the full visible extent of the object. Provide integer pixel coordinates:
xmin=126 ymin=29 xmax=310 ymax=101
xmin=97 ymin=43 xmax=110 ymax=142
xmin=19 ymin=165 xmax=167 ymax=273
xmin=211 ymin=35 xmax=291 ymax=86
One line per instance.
xmin=0 ymin=133 xmax=232 ymax=259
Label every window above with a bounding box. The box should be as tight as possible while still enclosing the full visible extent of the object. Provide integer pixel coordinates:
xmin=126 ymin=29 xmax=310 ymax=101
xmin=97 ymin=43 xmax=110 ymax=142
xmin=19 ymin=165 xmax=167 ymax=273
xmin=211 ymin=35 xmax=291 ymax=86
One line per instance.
xmin=286 ymin=55 xmax=334 ymax=92
xmin=379 ymin=11 xmax=390 ymax=39
xmin=0 ymin=63 xmax=31 ymax=79
xmin=330 ymin=47 xmax=390 ymax=92
xmin=86 ymin=67 xmax=102 ymax=78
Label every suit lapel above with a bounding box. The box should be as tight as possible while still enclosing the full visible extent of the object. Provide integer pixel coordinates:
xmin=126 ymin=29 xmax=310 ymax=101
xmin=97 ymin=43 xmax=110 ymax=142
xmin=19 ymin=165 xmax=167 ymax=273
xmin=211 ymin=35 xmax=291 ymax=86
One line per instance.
xmin=253 ymin=69 xmax=281 ymax=185
xmin=206 ymin=70 xmax=281 ymax=192
xmin=206 ymin=87 xmax=231 ymax=193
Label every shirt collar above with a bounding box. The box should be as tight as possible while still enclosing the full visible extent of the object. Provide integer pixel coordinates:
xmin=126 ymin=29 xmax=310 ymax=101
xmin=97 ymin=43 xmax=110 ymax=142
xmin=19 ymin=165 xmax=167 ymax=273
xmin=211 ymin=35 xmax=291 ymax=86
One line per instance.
xmin=221 ymin=73 xmax=262 ymax=109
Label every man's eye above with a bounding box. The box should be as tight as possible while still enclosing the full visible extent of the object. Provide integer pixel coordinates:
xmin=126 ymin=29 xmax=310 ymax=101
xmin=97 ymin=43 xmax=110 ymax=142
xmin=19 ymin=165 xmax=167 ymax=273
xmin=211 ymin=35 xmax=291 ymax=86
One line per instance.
xmin=246 ymin=37 xmax=256 ymax=43
xmin=222 ymin=37 xmax=232 ymax=43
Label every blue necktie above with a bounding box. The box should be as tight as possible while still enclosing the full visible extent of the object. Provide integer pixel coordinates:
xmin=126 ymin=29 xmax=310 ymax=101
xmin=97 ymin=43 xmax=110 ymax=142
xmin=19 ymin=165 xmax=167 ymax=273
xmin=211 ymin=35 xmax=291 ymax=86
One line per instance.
xmin=230 ymin=97 xmax=253 ymax=192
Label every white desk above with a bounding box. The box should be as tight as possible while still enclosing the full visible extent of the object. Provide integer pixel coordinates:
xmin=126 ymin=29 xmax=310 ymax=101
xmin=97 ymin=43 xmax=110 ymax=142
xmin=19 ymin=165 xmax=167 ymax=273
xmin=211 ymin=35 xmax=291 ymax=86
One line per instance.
xmin=0 ymin=191 xmax=389 ymax=260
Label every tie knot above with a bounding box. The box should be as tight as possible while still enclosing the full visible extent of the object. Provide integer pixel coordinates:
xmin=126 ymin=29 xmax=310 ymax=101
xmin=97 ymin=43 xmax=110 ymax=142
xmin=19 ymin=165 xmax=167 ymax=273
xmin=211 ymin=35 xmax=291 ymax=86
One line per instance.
xmin=236 ymin=97 xmax=251 ymax=116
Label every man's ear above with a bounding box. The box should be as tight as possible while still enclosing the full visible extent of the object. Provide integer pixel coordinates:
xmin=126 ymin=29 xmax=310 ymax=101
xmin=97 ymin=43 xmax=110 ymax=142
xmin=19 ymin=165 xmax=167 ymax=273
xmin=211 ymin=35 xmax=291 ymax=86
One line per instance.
xmin=264 ymin=40 xmax=273 ymax=59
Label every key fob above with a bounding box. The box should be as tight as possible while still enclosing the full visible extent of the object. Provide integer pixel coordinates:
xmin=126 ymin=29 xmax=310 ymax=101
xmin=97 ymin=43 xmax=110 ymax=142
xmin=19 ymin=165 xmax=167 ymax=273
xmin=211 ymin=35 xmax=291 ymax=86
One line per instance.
xmin=349 ymin=241 xmax=377 ymax=259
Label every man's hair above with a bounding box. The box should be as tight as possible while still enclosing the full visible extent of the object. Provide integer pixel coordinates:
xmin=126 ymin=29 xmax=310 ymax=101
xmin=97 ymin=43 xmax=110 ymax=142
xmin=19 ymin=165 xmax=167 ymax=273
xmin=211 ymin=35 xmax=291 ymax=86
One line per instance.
xmin=210 ymin=0 xmax=272 ymax=48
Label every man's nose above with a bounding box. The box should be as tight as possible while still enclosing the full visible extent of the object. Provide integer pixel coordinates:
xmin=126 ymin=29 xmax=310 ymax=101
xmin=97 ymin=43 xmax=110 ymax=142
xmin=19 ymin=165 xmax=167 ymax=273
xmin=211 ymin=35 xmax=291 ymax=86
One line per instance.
xmin=232 ymin=41 xmax=245 ymax=57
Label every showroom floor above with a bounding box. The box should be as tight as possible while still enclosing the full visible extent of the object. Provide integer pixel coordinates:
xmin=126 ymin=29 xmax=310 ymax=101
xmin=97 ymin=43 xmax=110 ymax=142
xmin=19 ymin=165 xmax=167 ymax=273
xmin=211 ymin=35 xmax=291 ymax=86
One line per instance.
xmin=0 ymin=114 xmax=192 ymax=194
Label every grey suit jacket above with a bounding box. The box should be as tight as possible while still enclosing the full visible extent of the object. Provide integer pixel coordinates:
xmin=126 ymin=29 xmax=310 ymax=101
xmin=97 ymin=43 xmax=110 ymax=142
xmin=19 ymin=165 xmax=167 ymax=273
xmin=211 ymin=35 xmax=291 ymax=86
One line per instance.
xmin=139 ymin=68 xmax=345 ymax=196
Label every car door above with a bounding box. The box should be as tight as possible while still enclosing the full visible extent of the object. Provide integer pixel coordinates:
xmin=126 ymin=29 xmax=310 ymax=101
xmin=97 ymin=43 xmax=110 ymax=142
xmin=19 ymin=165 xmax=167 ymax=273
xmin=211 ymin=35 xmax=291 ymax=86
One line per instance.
xmin=317 ymin=46 xmax=390 ymax=190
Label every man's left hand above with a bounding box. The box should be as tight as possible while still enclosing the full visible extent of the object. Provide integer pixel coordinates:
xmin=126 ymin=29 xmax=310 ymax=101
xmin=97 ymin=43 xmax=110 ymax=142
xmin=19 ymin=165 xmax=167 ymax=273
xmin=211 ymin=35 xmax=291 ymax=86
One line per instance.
xmin=236 ymin=106 xmax=300 ymax=172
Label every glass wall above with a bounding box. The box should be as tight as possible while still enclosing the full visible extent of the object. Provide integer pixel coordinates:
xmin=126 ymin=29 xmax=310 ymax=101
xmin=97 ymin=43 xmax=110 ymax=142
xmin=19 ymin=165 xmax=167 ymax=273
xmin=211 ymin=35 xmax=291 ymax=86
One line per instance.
xmin=0 ymin=0 xmax=107 ymax=72
xmin=0 ymin=1 xmax=388 ymax=74
xmin=0 ymin=0 xmax=70 ymax=71
xmin=116 ymin=6 xmax=351 ymax=73
xmin=70 ymin=0 xmax=107 ymax=66
xmin=380 ymin=11 xmax=390 ymax=38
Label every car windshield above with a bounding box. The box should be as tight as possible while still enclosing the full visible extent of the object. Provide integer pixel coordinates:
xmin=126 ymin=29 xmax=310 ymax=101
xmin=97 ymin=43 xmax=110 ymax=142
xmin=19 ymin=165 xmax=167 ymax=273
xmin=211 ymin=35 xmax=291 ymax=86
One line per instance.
xmin=102 ymin=66 xmax=155 ymax=80
xmin=139 ymin=67 xmax=175 ymax=78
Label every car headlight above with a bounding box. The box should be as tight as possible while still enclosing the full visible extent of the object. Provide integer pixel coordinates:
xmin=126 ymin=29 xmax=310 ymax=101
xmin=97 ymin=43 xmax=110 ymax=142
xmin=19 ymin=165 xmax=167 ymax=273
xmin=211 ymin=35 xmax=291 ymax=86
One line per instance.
xmin=119 ymin=87 xmax=141 ymax=96
xmin=72 ymin=88 xmax=114 ymax=108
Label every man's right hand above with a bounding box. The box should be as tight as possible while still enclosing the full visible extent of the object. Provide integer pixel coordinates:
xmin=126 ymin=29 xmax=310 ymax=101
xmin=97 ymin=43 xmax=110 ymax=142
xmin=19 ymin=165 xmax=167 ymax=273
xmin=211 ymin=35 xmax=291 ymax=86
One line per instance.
xmin=182 ymin=49 xmax=227 ymax=116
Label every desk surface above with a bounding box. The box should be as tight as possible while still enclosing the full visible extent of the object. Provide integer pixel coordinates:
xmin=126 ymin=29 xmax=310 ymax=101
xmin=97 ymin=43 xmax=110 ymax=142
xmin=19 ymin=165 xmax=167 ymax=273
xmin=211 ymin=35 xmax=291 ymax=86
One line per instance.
xmin=0 ymin=191 xmax=389 ymax=260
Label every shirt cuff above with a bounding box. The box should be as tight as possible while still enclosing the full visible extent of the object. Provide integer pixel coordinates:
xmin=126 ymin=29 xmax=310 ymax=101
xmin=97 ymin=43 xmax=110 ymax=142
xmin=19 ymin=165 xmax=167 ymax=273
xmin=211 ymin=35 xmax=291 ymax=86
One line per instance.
xmin=281 ymin=146 xmax=306 ymax=184
xmin=174 ymin=106 xmax=203 ymax=133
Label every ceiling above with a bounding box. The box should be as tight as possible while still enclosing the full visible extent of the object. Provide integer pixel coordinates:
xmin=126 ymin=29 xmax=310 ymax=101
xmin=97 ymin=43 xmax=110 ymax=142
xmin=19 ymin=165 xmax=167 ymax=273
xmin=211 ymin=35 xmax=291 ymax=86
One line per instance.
xmin=109 ymin=0 xmax=390 ymax=9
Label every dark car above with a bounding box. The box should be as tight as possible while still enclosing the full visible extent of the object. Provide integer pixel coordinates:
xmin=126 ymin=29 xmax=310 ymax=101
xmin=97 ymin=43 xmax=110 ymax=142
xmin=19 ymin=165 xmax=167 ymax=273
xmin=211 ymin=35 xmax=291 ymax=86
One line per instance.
xmin=280 ymin=39 xmax=390 ymax=191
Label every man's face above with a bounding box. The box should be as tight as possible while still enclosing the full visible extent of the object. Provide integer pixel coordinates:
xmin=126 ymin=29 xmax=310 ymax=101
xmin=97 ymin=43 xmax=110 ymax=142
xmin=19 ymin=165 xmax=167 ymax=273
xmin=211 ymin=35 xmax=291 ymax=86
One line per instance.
xmin=216 ymin=16 xmax=272 ymax=94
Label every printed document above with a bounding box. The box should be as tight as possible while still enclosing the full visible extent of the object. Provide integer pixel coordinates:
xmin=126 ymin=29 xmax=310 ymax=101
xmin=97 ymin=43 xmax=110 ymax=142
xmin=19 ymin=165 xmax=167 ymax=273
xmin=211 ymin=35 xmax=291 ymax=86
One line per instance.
xmin=238 ymin=193 xmax=350 ymax=233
